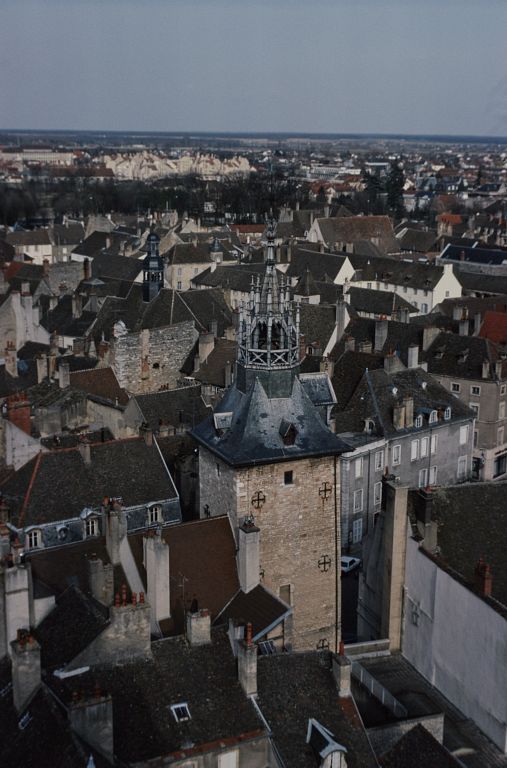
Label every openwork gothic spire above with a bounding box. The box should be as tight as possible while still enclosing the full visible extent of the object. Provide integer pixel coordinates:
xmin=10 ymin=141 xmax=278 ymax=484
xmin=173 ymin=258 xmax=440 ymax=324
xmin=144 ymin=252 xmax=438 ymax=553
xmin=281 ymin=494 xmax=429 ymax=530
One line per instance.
xmin=237 ymin=225 xmax=300 ymax=372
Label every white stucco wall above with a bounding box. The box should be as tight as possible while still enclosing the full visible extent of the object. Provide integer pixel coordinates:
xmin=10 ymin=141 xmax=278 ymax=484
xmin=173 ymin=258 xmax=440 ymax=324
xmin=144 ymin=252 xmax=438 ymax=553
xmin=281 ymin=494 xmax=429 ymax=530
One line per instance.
xmin=403 ymin=536 xmax=507 ymax=752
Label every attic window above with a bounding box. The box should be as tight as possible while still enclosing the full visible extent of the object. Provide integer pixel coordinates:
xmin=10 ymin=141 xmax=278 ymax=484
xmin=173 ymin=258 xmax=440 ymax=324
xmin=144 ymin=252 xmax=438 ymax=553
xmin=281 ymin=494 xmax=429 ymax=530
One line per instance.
xmin=415 ymin=414 xmax=423 ymax=428
xmin=444 ymin=406 xmax=451 ymax=420
xmin=458 ymin=349 xmax=469 ymax=363
xmin=148 ymin=505 xmax=162 ymax=525
xmin=279 ymin=419 xmax=298 ymax=446
xmin=85 ymin=517 xmax=98 ymax=537
xmin=214 ymin=412 xmax=233 ymax=433
xmin=429 ymin=410 xmax=438 ymax=424
xmin=170 ymin=703 xmax=191 ymax=723
xmin=27 ymin=529 xmax=42 ymax=549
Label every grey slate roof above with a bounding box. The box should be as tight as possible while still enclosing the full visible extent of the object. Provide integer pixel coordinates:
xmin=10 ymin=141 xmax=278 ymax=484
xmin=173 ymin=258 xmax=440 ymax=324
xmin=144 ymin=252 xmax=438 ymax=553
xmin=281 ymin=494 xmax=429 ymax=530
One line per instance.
xmin=257 ymin=650 xmax=377 ymax=768
xmin=424 ymin=331 xmax=506 ymax=380
xmin=350 ymin=253 xmax=451 ymax=291
xmin=316 ymin=215 xmax=397 ymax=253
xmin=53 ymin=632 xmax=264 ymax=765
xmin=135 ymin=385 xmax=210 ymax=430
xmin=346 ymin=287 xmax=417 ymax=316
xmin=192 ymin=375 xmax=349 ymax=466
xmin=0 ymin=437 xmax=178 ymax=527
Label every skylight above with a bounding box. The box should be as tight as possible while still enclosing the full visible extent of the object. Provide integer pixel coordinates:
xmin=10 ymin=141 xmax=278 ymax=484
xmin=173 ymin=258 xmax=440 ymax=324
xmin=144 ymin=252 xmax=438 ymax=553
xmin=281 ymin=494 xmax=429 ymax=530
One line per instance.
xmin=170 ymin=703 xmax=191 ymax=723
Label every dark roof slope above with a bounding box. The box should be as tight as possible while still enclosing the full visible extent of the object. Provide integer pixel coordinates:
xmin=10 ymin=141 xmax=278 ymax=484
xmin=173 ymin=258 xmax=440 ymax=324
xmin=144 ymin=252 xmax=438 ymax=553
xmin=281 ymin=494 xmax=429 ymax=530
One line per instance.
xmin=35 ymin=585 xmax=109 ymax=669
xmin=380 ymin=723 xmax=461 ymax=767
xmin=135 ymin=385 xmax=210 ymax=430
xmin=0 ymin=437 xmax=177 ymax=526
xmin=257 ymin=651 xmax=377 ymax=768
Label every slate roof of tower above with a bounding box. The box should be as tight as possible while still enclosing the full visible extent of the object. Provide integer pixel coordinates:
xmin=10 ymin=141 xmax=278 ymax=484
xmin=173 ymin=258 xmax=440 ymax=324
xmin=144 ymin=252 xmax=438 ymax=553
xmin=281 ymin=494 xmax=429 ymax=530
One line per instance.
xmin=192 ymin=375 xmax=349 ymax=466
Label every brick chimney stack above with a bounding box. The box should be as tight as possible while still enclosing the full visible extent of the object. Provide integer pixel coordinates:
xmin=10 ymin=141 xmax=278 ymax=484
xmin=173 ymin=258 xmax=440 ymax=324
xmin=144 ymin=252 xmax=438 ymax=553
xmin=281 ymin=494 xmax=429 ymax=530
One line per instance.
xmin=474 ymin=557 xmax=492 ymax=597
xmin=6 ymin=393 xmax=31 ymax=435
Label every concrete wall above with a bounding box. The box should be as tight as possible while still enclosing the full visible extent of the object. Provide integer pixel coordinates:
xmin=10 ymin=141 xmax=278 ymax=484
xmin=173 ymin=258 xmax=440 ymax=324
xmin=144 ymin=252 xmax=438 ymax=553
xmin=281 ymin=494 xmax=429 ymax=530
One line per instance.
xmin=111 ymin=321 xmax=198 ymax=394
xmin=403 ymin=536 xmax=507 ymax=752
xmin=1 ymin=420 xmax=45 ymax=470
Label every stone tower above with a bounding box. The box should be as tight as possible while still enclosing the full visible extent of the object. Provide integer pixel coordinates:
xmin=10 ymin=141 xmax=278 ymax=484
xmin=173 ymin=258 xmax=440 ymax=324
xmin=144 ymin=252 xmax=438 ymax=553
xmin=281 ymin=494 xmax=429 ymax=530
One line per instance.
xmin=142 ymin=232 xmax=164 ymax=302
xmin=192 ymin=225 xmax=349 ymax=652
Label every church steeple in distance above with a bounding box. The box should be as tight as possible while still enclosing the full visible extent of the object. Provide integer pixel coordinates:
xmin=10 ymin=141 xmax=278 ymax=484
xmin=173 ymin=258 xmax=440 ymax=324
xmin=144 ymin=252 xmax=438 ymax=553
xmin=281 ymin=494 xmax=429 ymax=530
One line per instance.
xmin=142 ymin=231 xmax=164 ymax=302
xmin=236 ymin=220 xmax=300 ymax=397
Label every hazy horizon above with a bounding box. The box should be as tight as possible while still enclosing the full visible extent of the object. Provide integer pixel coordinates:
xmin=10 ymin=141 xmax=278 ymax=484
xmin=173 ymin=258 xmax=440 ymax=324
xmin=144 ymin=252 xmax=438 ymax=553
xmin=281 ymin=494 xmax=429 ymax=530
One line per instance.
xmin=2 ymin=0 xmax=507 ymax=138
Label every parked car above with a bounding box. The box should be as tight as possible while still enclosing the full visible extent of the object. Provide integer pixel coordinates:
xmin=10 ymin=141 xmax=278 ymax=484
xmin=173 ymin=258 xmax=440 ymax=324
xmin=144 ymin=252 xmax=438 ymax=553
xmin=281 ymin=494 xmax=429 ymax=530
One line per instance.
xmin=341 ymin=556 xmax=361 ymax=574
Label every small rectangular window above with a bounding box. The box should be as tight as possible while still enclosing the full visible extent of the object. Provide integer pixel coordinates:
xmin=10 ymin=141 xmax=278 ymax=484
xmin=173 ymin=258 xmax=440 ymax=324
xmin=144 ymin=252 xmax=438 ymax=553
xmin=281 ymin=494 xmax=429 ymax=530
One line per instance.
xmin=429 ymin=465 xmax=438 ymax=485
xmin=374 ymin=450 xmax=384 ymax=472
xmin=469 ymin=403 xmax=479 ymax=418
xmin=374 ymin=481 xmax=382 ymax=505
xmin=501 ymin=385 xmax=506 ymax=396
xmin=279 ymin=584 xmax=292 ymax=605
xmin=459 ymin=425 xmax=469 ymax=446
xmin=470 ymin=385 xmax=481 ymax=396
xmin=352 ymin=517 xmax=363 ymax=543
xmin=353 ymin=489 xmax=363 ymax=512
xmin=420 ymin=436 xmax=429 ymax=458
xmin=430 ymin=434 xmax=438 ymax=455
xmin=354 ymin=456 xmax=363 ymax=479
xmin=284 ymin=470 xmax=293 ymax=485
xmin=457 ymin=455 xmax=467 ymax=479
xmin=418 ymin=468 xmax=428 ymax=488
xmin=410 ymin=439 xmax=419 ymax=461
xmin=85 ymin=517 xmax=98 ymax=537
xmin=498 ymin=427 xmax=504 ymax=447
xmin=451 ymin=382 xmax=461 ymax=393
xmin=499 ymin=402 xmax=506 ymax=420
xmin=392 ymin=444 xmax=401 ymax=466
xmin=27 ymin=530 xmax=41 ymax=549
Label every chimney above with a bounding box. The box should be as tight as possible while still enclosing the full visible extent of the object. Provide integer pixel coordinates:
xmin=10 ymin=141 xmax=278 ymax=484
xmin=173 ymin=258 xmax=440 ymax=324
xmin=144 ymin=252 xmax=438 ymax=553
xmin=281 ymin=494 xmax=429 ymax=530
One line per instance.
xmin=36 ymin=355 xmax=48 ymax=383
xmin=393 ymin=403 xmax=406 ymax=430
xmin=105 ymin=499 xmax=127 ymax=566
xmin=403 ymin=396 xmax=414 ymax=428
xmin=6 ymin=394 xmax=31 ymax=435
xmin=384 ymin=352 xmax=402 ymax=374
xmin=459 ymin=319 xmax=468 ymax=336
xmin=141 ymin=425 xmax=153 ymax=446
xmin=88 ymin=555 xmax=114 ymax=606
xmin=83 ymin=257 xmax=91 ymax=280
xmin=495 ymin=360 xmax=503 ymax=379
xmin=72 ymin=293 xmax=83 ymax=319
xmin=4 ymin=341 xmax=18 ymax=378
xmin=407 ymin=343 xmax=419 ymax=369
xmin=78 ymin=441 xmax=91 ymax=465
xmin=380 ymin=478 xmax=409 ymax=651
xmin=69 ymin=688 xmax=114 ymax=761
xmin=374 ymin=319 xmax=388 ymax=353
xmin=332 ymin=653 xmax=351 ymax=698
xmin=210 ymin=319 xmax=218 ymax=337
xmin=413 ymin=488 xmax=438 ymax=552
xmin=224 ymin=360 xmax=233 ymax=388
xmin=199 ymin=332 xmax=214 ymax=363
xmin=237 ymin=622 xmax=257 ymax=696
xmin=11 ymin=631 xmax=41 ymax=713
xmin=474 ymin=558 xmax=492 ymax=597
xmin=143 ymin=529 xmax=170 ymax=623
xmin=58 ymin=361 xmax=70 ymax=389
xmin=42 ymin=258 xmax=50 ymax=277
xmin=186 ymin=608 xmax=211 ymax=646
xmin=238 ymin=518 xmax=260 ymax=594
xmin=482 ymin=360 xmax=490 ymax=379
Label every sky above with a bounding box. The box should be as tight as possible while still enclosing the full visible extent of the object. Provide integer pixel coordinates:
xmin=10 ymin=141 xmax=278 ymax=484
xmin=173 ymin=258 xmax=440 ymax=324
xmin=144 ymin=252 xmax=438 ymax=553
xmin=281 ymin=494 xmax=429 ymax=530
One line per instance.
xmin=1 ymin=0 xmax=506 ymax=137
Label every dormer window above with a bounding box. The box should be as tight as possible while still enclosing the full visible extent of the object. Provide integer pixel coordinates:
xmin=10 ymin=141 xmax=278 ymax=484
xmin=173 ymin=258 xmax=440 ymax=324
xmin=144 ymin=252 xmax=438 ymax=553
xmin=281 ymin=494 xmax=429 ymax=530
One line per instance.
xmin=415 ymin=414 xmax=423 ymax=428
xmin=148 ymin=505 xmax=162 ymax=525
xmin=170 ymin=702 xmax=191 ymax=723
xmin=279 ymin=419 xmax=298 ymax=446
xmin=429 ymin=410 xmax=438 ymax=424
xmin=27 ymin=529 xmax=42 ymax=549
xmin=444 ymin=406 xmax=451 ymax=420
xmin=85 ymin=517 xmax=99 ymax=537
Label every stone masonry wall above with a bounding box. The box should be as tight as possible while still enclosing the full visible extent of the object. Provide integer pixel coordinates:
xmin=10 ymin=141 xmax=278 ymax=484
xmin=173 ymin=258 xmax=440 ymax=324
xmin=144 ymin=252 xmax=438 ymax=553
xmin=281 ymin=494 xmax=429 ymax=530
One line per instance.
xmin=199 ymin=447 xmax=342 ymax=653
xmin=111 ymin=321 xmax=198 ymax=394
